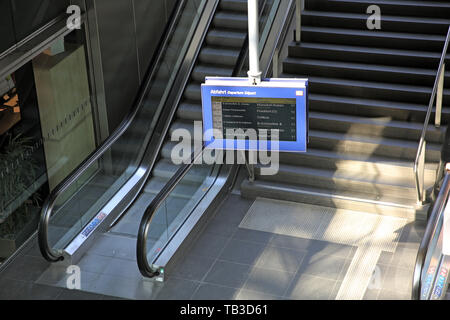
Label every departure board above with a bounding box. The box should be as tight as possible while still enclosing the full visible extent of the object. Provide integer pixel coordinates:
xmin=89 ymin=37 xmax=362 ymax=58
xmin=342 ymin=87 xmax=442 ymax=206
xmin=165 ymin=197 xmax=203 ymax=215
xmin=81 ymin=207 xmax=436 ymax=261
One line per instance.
xmin=211 ymin=97 xmax=297 ymax=141
xmin=201 ymin=77 xmax=308 ymax=152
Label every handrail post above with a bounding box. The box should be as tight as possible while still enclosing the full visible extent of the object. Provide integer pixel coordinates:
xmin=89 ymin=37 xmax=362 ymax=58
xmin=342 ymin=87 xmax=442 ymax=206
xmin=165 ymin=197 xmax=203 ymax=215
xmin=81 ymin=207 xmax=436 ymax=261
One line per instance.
xmin=435 ymin=63 xmax=445 ymax=128
xmin=273 ymin=47 xmax=279 ymax=77
xmin=295 ymin=0 xmax=303 ymax=43
xmin=248 ymin=0 xmax=262 ymax=85
xmin=417 ymin=141 xmax=426 ymax=204
xmin=414 ymin=26 xmax=449 ymax=207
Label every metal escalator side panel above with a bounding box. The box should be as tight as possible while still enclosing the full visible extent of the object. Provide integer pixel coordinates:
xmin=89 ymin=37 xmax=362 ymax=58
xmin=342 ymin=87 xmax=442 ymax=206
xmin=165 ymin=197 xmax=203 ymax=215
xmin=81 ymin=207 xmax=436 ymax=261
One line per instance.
xmin=413 ymin=172 xmax=450 ymax=299
xmin=430 ymin=255 xmax=450 ymax=300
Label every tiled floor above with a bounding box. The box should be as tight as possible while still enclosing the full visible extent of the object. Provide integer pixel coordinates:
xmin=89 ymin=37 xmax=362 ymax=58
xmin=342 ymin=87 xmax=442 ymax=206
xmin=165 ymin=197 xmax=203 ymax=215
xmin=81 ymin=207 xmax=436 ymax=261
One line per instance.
xmin=157 ymin=194 xmax=425 ymax=300
xmin=168 ymin=207 xmax=356 ymax=300
xmin=0 ymin=193 xmax=427 ymax=300
xmin=0 ymin=242 xmax=122 ymax=300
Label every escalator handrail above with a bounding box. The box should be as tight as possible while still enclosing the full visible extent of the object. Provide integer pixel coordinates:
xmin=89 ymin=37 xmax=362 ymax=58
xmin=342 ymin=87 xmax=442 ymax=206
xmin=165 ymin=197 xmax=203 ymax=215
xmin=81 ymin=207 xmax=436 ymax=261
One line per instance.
xmin=412 ymin=167 xmax=450 ymax=299
xmin=135 ymin=13 xmax=252 ymax=278
xmin=413 ymin=26 xmax=450 ymax=203
xmin=38 ymin=0 xmax=188 ymax=262
xmin=135 ymin=30 xmax=250 ymax=275
xmin=136 ymin=0 xmax=294 ymax=278
xmin=137 ymin=144 xmax=207 ymax=277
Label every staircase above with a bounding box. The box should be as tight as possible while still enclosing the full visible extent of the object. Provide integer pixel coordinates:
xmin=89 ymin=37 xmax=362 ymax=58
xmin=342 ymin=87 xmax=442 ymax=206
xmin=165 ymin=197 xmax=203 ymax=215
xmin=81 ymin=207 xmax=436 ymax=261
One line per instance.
xmin=241 ymin=0 xmax=450 ymax=220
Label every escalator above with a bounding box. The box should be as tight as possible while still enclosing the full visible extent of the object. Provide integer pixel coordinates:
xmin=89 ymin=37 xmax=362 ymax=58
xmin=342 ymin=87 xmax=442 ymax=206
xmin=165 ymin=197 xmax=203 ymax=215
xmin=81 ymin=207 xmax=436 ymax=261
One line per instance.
xmin=108 ymin=0 xmax=251 ymax=266
xmin=36 ymin=0 xmax=288 ymax=298
xmin=35 ymin=0 xmax=450 ymax=300
xmin=38 ymin=0 xmax=215 ymax=263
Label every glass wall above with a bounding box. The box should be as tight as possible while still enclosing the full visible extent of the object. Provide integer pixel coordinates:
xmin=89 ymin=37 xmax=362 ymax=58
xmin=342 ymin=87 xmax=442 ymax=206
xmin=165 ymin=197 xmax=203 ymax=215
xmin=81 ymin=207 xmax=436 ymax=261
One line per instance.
xmin=0 ymin=0 xmax=16 ymax=54
xmin=0 ymin=25 xmax=98 ymax=262
xmin=0 ymin=0 xmax=70 ymax=55
xmin=10 ymin=0 xmax=70 ymax=42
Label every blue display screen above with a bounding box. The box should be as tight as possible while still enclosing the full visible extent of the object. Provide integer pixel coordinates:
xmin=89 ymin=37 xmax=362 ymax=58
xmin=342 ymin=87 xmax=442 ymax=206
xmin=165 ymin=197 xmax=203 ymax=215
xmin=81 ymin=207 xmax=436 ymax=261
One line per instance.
xmin=201 ymin=78 xmax=308 ymax=152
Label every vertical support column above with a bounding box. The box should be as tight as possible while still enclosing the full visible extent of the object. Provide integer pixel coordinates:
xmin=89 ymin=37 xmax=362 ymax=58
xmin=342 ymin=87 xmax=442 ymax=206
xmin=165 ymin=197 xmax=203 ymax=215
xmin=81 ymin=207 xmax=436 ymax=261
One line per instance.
xmin=248 ymin=0 xmax=262 ymax=85
xmin=436 ymin=63 xmax=445 ymax=128
xmin=295 ymin=0 xmax=303 ymax=43
xmin=246 ymin=0 xmax=259 ymax=181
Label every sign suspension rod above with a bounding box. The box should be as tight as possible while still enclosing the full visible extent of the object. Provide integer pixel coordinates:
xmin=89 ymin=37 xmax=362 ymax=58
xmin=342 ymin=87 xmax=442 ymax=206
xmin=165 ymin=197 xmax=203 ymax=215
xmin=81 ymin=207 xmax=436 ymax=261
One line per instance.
xmin=248 ymin=0 xmax=262 ymax=85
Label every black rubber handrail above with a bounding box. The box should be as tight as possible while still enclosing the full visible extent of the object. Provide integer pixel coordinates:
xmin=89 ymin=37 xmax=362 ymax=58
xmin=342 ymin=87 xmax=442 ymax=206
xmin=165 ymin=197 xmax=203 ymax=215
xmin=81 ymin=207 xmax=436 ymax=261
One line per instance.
xmin=412 ymin=168 xmax=450 ymax=300
xmin=136 ymin=0 xmax=294 ymax=278
xmin=137 ymin=145 xmax=207 ymax=277
xmin=38 ymin=0 xmax=187 ymax=262
xmin=413 ymin=26 xmax=450 ymax=203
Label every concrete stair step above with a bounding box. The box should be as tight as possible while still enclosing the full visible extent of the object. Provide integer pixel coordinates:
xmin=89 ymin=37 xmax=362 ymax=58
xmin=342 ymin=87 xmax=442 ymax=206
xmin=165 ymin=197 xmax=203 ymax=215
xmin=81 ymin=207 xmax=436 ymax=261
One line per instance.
xmin=284 ymin=57 xmax=450 ymax=89
xmin=301 ymin=26 xmax=447 ymax=52
xmin=308 ymin=111 xmax=446 ymax=143
xmin=255 ymin=163 xmax=422 ymax=200
xmin=307 ymin=93 xmax=450 ymax=122
xmin=288 ymin=41 xmax=450 ymax=69
xmin=305 ymin=0 xmax=450 ymax=20
xmin=308 ymin=129 xmax=442 ymax=162
xmin=278 ymin=147 xmax=438 ymax=183
xmin=294 ymin=75 xmax=450 ymax=106
xmin=241 ymin=179 xmax=429 ymax=220
xmin=302 ymin=10 xmax=450 ymax=35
